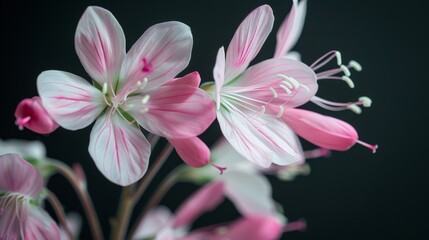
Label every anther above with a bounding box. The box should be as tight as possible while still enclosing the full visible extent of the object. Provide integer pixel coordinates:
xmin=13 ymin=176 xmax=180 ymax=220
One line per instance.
xmin=281 ymin=80 xmax=293 ymax=89
xmin=340 ymin=65 xmax=351 ymax=77
xmin=140 ymin=107 xmax=149 ymax=114
xmin=270 ymin=87 xmax=278 ymax=98
xmin=342 ymin=76 xmax=355 ymax=88
xmin=280 ymin=84 xmax=292 ymax=94
xmin=335 ymin=51 xmax=342 ymax=65
xmin=141 ymin=95 xmax=150 ymax=104
xmin=102 ymin=82 xmax=108 ymax=95
xmin=260 ymin=105 xmax=266 ymax=114
xmin=141 ymin=77 xmax=148 ymax=89
xmin=276 ymin=106 xmax=284 ymax=118
xmin=278 ymin=74 xmax=299 ymax=88
xmin=348 ymin=60 xmax=362 ymax=71
xmin=299 ymin=84 xmax=310 ymax=92
xmin=359 ymin=96 xmax=372 ymax=107
xmin=347 ymin=104 xmax=362 ymax=114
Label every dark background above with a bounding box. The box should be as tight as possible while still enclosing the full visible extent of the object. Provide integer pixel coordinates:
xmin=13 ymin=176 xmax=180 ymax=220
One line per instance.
xmin=1 ymin=0 xmax=427 ymax=239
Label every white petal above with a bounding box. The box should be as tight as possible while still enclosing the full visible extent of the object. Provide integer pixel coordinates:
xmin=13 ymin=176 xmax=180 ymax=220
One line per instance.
xmin=75 ymin=6 xmax=126 ymax=85
xmin=37 ymin=70 xmax=105 ymax=130
xmin=223 ymin=171 xmax=275 ymax=216
xmin=88 ymin=112 xmax=150 ymax=186
xmin=217 ymin=109 xmax=304 ymax=168
xmin=118 ymin=21 xmax=192 ymax=97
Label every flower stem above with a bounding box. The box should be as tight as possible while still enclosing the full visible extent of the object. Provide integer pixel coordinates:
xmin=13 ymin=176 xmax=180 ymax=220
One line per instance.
xmin=129 ymin=168 xmax=180 ymax=237
xmin=113 ymin=141 xmax=174 ymax=240
xmin=51 ymin=160 xmax=104 ymax=240
xmin=46 ymin=189 xmax=73 ymax=239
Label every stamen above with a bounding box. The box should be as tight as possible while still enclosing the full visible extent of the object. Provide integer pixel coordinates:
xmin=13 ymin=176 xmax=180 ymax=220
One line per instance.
xmin=348 ymin=60 xmax=362 ymax=71
xmin=211 ymin=163 xmax=227 ymax=175
xmin=102 ymin=82 xmax=108 ymax=95
xmin=270 ymin=87 xmax=278 ymax=98
xmin=356 ymin=140 xmax=378 ymax=153
xmin=141 ymin=77 xmax=148 ymax=89
xmin=340 ymin=65 xmax=351 ymax=76
xmin=300 ymin=84 xmax=310 ymax=92
xmin=140 ymin=107 xmax=149 ymax=114
xmin=280 ymin=84 xmax=292 ymax=94
xmin=276 ymin=106 xmax=284 ymax=118
xmin=16 ymin=116 xmax=31 ymax=130
xmin=335 ymin=51 xmax=342 ymax=65
xmin=342 ymin=76 xmax=355 ymax=88
xmin=260 ymin=105 xmax=266 ymax=114
xmin=359 ymin=96 xmax=372 ymax=107
xmin=141 ymin=95 xmax=150 ymax=104
xmin=279 ymin=74 xmax=300 ymax=88
xmin=282 ymin=80 xmax=293 ymax=89
xmin=347 ymin=104 xmax=362 ymax=114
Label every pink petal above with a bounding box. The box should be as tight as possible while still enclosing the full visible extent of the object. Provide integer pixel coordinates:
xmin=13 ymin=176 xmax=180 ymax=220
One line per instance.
xmin=223 ymin=172 xmax=275 ymax=216
xmin=282 ymin=108 xmax=358 ymax=150
xmin=217 ymin=110 xmax=304 ymax=168
xmin=225 ymin=5 xmax=274 ymax=81
xmin=132 ymin=207 xmax=172 ymax=240
xmin=172 ymin=181 xmax=225 ymax=228
xmin=117 ymin=21 xmax=193 ymax=98
xmin=22 ymin=205 xmax=61 ymax=240
xmin=88 ymin=112 xmax=151 ymax=186
xmin=230 ymin=58 xmax=317 ymax=108
xmin=169 ymin=137 xmax=210 ymax=168
xmin=126 ymin=85 xmax=215 ymax=139
xmin=166 ymin=71 xmax=201 ymax=88
xmin=0 ymin=197 xmax=22 ymax=239
xmin=0 ymin=154 xmax=43 ymax=197
xmin=75 ymin=6 xmax=126 ymax=85
xmin=213 ymin=47 xmax=226 ymax=110
xmin=226 ymin=215 xmax=282 ymax=240
xmin=274 ymin=0 xmax=307 ymax=58
xmin=37 ymin=70 xmax=105 ymax=130
xmin=15 ymin=96 xmax=59 ymax=134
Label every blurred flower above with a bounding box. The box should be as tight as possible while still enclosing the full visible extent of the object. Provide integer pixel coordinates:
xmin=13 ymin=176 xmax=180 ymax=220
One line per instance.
xmin=0 ymin=154 xmax=60 ymax=239
xmin=14 ymin=96 xmax=59 ymax=134
xmin=37 ymin=6 xmax=215 ymax=186
xmin=59 ymin=212 xmax=82 ymax=240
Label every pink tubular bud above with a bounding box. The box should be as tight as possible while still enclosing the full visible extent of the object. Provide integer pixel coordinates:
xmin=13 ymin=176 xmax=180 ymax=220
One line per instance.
xmin=15 ymin=96 xmax=59 ymax=134
xmin=282 ymin=108 xmax=358 ymax=151
xmin=169 ymin=137 xmax=211 ymax=168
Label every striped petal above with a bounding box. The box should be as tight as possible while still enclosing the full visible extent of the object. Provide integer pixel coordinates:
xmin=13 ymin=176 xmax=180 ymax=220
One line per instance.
xmin=217 ymin=109 xmax=304 ymax=168
xmin=37 ymin=70 xmax=105 ymax=130
xmin=88 ymin=112 xmax=150 ymax=186
xmin=75 ymin=6 xmax=126 ymax=85
xmin=225 ymin=5 xmax=274 ymax=81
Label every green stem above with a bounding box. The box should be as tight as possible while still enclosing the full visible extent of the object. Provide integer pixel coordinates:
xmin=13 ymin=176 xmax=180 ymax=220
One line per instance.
xmin=46 ymin=189 xmax=73 ymax=240
xmin=51 ymin=160 xmax=104 ymax=240
xmin=113 ymin=142 xmax=174 ymax=240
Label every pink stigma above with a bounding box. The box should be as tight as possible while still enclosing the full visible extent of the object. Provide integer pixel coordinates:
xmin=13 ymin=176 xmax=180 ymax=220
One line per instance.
xmin=141 ymin=57 xmax=152 ymax=73
xmin=357 ymin=140 xmax=378 ymax=153
xmin=16 ymin=116 xmax=31 ymax=130
xmin=211 ymin=163 xmax=227 ymax=175
xmin=283 ymin=219 xmax=307 ymax=233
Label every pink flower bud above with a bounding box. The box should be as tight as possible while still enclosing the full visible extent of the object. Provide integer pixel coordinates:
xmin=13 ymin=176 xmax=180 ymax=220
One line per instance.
xmin=15 ymin=96 xmax=59 ymax=134
xmin=169 ymin=137 xmax=211 ymax=168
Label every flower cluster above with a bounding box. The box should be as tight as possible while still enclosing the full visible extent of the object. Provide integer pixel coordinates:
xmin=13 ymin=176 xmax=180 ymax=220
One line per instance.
xmin=2 ymin=1 xmax=376 ymax=239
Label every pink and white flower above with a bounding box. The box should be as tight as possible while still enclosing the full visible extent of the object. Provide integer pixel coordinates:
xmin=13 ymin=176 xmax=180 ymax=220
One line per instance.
xmin=205 ymin=4 xmax=318 ymax=168
xmin=0 ymin=154 xmax=60 ymax=240
xmin=37 ymin=6 xmax=215 ymax=186
xmin=273 ymin=0 xmax=377 ymax=152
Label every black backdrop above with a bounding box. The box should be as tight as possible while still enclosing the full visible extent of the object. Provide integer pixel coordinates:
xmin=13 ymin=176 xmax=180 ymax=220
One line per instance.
xmin=1 ymin=0 xmax=427 ymax=239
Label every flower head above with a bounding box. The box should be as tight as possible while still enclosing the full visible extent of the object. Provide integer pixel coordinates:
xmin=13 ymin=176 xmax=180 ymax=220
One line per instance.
xmin=0 ymin=154 xmax=60 ymax=239
xmin=37 ymin=6 xmax=215 ymax=186
xmin=205 ymin=4 xmax=318 ymax=168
